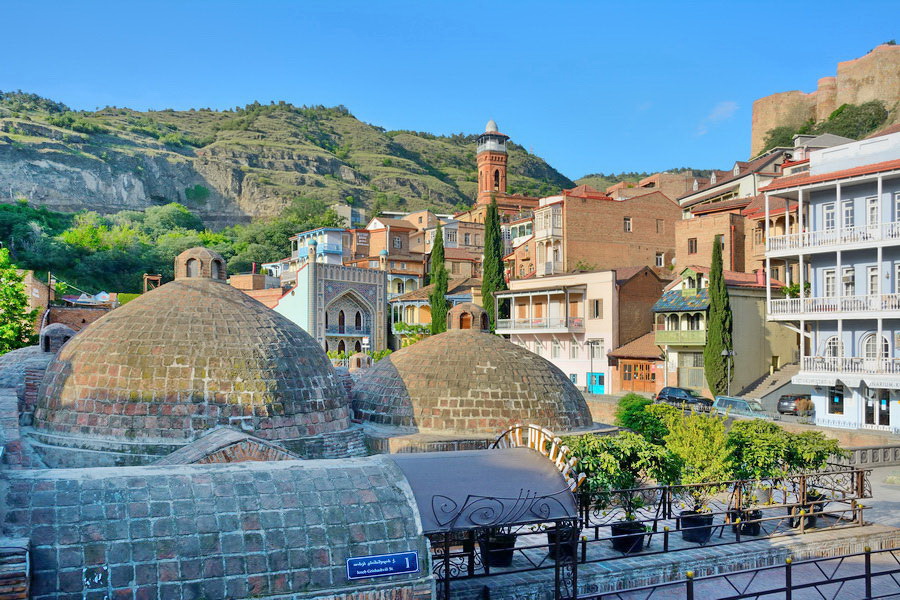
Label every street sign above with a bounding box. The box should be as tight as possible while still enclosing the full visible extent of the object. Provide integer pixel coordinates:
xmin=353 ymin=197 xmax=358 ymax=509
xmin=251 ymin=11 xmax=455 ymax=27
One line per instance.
xmin=362 ymin=336 xmax=371 ymax=350
xmin=346 ymin=551 xmax=419 ymax=580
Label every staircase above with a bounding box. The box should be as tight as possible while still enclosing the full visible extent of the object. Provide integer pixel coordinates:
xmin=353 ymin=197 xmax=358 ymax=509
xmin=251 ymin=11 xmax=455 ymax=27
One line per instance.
xmin=739 ymin=363 xmax=801 ymax=400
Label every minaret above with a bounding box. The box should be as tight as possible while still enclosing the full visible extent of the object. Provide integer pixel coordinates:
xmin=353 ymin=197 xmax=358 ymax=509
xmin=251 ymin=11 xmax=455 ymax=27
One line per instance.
xmin=476 ymin=119 xmax=509 ymax=205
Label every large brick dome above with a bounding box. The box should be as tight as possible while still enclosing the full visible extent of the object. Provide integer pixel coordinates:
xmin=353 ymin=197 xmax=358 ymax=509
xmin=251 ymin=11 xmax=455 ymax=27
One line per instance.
xmin=32 ymin=268 xmax=363 ymax=464
xmin=352 ymin=330 xmax=593 ymax=434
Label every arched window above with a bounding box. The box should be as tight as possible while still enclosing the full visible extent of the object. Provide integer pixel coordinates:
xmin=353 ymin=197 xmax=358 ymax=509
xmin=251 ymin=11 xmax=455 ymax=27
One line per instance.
xmin=667 ymin=314 xmax=680 ymax=330
xmin=355 ymin=311 xmax=362 ymax=330
xmin=460 ymin=312 xmax=472 ymax=329
xmin=337 ymin=340 xmax=346 ymax=353
xmin=354 ymin=340 xmax=361 ymax=353
xmin=186 ymin=258 xmax=199 ymax=277
xmin=863 ymin=334 xmax=889 ymax=359
xmin=493 ymin=169 xmax=500 ymax=191
xmin=823 ymin=336 xmax=843 ymax=357
xmin=688 ymin=314 xmax=702 ymax=330
xmin=481 ymin=313 xmax=489 ymax=331
xmin=211 ymin=260 xmax=222 ymax=279
xmin=42 ymin=336 xmax=50 ymax=352
xmin=338 ymin=310 xmax=345 ymax=334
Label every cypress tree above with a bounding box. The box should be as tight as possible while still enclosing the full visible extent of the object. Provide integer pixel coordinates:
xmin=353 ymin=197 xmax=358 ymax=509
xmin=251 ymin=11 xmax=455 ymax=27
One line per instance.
xmin=481 ymin=196 xmax=507 ymax=332
xmin=429 ymin=221 xmax=449 ymax=334
xmin=703 ymin=236 xmax=734 ymax=395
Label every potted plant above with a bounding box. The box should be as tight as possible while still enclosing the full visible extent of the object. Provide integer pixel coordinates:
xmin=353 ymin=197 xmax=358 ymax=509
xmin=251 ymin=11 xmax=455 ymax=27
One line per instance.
xmin=784 ymin=431 xmax=846 ymax=529
xmin=563 ymin=431 xmax=677 ymax=554
xmin=726 ymin=420 xmax=790 ymax=537
xmin=477 ymin=527 xmax=517 ymax=567
xmin=544 ymin=523 xmax=580 ymax=559
xmin=662 ymin=409 xmax=732 ymax=544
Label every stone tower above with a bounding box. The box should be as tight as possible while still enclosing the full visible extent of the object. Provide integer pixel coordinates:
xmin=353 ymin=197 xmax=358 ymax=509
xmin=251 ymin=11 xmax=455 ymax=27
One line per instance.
xmin=476 ymin=119 xmax=509 ymax=205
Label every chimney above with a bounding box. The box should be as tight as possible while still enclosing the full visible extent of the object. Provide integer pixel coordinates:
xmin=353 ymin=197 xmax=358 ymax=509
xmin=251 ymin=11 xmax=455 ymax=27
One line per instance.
xmin=755 ymin=268 xmax=765 ymax=286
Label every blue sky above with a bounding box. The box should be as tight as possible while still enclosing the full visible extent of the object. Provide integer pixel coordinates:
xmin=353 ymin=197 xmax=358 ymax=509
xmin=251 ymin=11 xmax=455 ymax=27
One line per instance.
xmin=2 ymin=1 xmax=896 ymax=179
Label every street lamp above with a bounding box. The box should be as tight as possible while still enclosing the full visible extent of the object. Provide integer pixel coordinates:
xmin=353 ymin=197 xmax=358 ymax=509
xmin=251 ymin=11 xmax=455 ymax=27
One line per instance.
xmin=721 ymin=349 xmax=735 ymax=396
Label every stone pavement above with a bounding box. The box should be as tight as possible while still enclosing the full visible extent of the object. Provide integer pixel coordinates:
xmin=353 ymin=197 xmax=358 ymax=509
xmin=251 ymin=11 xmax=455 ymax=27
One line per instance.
xmin=865 ymin=466 xmax=900 ymax=527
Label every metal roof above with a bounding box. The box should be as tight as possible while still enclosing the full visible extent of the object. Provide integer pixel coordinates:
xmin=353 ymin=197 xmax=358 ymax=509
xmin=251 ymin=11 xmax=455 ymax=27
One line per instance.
xmin=388 ymin=448 xmax=577 ymax=534
xmin=652 ymin=288 xmax=710 ymax=312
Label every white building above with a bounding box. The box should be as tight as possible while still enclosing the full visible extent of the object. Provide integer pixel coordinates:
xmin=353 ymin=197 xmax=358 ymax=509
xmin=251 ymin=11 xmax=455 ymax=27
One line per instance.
xmin=764 ymin=130 xmax=900 ymax=432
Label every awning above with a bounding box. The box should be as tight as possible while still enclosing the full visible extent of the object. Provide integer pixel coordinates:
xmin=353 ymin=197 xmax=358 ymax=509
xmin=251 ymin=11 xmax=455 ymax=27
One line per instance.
xmin=389 ymin=448 xmax=577 ymax=534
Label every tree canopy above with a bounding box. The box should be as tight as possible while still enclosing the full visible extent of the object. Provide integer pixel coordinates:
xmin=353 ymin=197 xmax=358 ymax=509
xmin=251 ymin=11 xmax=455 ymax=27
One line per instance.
xmin=0 ymin=249 xmax=37 ymax=355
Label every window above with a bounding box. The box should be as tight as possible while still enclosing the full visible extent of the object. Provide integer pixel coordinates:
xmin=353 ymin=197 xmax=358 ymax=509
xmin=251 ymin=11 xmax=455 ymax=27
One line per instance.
xmin=474 ymin=234 xmax=480 ymax=246
xmin=368 ymin=260 xmax=379 ymax=268
xmin=624 ymin=217 xmax=633 ymax=233
xmin=390 ymin=261 xmax=396 ymax=269
xmin=823 ymin=269 xmax=836 ymax=297
xmin=867 ymin=266 xmax=879 ymax=296
xmin=590 ymin=339 xmax=605 ymax=359
xmin=451 ymin=262 xmax=460 ymax=274
xmin=824 ymin=336 xmax=843 ymax=357
xmin=896 ymin=262 xmax=900 ymax=293
xmin=534 ymin=341 xmax=543 ymax=357
xmin=447 ymin=230 xmax=457 ymax=243
xmin=753 ymin=227 xmax=765 ymax=246
xmin=828 ymin=385 xmax=844 ymax=415
xmin=771 ymin=266 xmax=780 ymax=281
xmin=393 ymin=236 xmax=402 ymax=249
xmin=895 ymin=192 xmax=900 ymax=222
xmin=569 ymin=374 xmax=578 ymax=385
xmin=863 ymin=334 xmax=889 ymax=359
xmin=418 ymin=216 xmax=423 ymax=224
xmin=823 ymin=203 xmax=836 ymax=231
xmin=842 ymin=200 xmax=854 ymax=229
xmin=590 ymin=299 xmax=603 ymax=319
xmin=552 ymin=341 xmax=561 ymax=359
xmin=688 ymin=238 xmax=698 ymax=254
xmin=464 ymin=233 xmax=471 ymax=245
xmin=656 ymin=219 xmax=664 ymax=234
xmin=570 ymin=343 xmax=580 ymax=359
xmin=651 ymin=252 xmax=663 ymax=268
xmin=843 ymin=267 xmax=855 ymax=296
xmin=867 ymin=196 xmax=880 ymax=227
xmin=401 ymin=262 xmax=407 ymax=270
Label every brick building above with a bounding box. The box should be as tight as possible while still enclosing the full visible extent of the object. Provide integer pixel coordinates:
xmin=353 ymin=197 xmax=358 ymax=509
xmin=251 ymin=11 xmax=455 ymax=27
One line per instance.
xmin=505 ymin=186 xmax=680 ymax=279
xmin=605 ymin=171 xmax=699 ymax=201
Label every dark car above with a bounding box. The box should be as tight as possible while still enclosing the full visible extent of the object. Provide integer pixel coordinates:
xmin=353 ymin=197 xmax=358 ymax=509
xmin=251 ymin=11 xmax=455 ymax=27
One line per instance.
xmin=655 ymin=386 xmax=713 ymax=407
xmin=777 ymin=394 xmax=811 ymax=415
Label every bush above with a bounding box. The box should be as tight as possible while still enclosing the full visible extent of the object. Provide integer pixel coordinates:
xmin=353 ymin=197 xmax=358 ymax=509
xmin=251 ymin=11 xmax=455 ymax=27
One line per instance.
xmin=184 ymin=185 xmax=211 ymax=203
xmin=661 ymin=410 xmax=732 ymax=510
xmin=614 ymin=394 xmax=669 ymax=444
xmin=785 ymin=431 xmax=846 ymax=473
xmin=727 ymin=420 xmax=790 ymax=481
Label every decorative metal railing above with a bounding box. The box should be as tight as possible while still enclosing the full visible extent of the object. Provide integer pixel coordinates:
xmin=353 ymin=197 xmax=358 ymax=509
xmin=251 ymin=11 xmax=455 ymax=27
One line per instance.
xmin=770 ymin=293 xmax=900 ymax=315
xmin=802 ymin=356 xmax=900 ymax=374
xmin=496 ymin=317 xmax=585 ymax=331
xmin=767 ymin=220 xmax=900 ymax=252
xmin=428 ymin=467 xmax=871 ymax=600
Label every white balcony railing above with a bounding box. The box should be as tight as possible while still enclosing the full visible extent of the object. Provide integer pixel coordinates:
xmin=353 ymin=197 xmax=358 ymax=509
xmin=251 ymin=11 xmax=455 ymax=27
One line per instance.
xmin=767 ymin=221 xmax=900 ymax=253
xmin=770 ymin=293 xmax=900 ymax=316
xmin=802 ymin=356 xmax=900 ymax=375
xmin=496 ymin=317 xmax=585 ymax=332
xmin=537 ymin=261 xmax=564 ymax=276
xmin=534 ymin=226 xmax=563 ymax=239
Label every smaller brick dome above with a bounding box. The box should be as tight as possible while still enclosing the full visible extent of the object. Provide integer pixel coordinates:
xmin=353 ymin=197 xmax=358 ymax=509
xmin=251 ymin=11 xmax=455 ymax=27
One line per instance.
xmin=39 ymin=323 xmax=76 ymax=353
xmin=448 ymin=302 xmax=489 ymax=332
xmin=352 ymin=330 xmax=593 ymax=434
xmin=175 ymin=247 xmax=227 ymax=281
xmin=348 ymin=352 xmax=372 ymax=372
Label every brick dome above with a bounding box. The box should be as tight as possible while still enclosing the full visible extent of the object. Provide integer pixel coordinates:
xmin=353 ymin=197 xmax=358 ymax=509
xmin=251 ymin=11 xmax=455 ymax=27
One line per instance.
xmin=352 ymin=330 xmax=593 ymax=434
xmin=33 ymin=275 xmax=363 ymax=463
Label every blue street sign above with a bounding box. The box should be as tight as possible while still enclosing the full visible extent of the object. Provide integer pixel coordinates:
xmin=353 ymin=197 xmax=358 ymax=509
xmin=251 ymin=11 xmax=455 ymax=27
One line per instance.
xmin=346 ymin=551 xmax=419 ymax=580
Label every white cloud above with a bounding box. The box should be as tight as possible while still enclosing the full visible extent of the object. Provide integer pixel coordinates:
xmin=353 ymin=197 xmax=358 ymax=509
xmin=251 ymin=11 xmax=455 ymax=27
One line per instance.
xmin=696 ymin=100 xmax=738 ymax=136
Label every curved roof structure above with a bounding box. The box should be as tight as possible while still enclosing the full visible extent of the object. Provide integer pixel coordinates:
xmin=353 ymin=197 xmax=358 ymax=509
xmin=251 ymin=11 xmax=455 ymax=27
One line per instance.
xmin=352 ymin=330 xmax=593 ymax=434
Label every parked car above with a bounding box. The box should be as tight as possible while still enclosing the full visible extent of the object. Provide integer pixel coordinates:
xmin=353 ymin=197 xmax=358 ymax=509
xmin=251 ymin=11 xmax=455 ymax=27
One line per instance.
xmin=713 ymin=396 xmax=770 ymax=419
xmin=655 ymin=387 xmax=713 ymax=407
xmin=777 ymin=394 xmax=812 ymax=416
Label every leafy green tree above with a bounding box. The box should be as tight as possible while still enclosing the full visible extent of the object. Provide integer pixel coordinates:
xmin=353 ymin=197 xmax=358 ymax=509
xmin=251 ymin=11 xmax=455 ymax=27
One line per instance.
xmin=785 ymin=431 xmax=846 ymax=473
xmin=0 ymin=249 xmax=37 ymax=355
xmin=614 ymin=394 xmax=668 ymax=445
xmin=704 ymin=238 xmax=733 ymax=395
xmin=429 ymin=221 xmax=449 ymax=334
xmin=818 ymin=101 xmax=888 ymax=139
xmin=727 ymin=420 xmax=790 ymax=481
xmin=661 ymin=410 xmax=732 ymax=510
xmin=481 ymin=196 xmax=506 ymax=331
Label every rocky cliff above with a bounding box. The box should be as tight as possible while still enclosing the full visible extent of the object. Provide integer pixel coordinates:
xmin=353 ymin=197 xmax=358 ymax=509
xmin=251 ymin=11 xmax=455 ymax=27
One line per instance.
xmin=0 ymin=95 xmax=574 ymax=227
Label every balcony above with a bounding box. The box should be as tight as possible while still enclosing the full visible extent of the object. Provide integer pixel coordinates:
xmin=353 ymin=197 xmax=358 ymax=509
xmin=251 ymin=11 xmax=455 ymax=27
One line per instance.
xmin=325 ymin=326 xmax=370 ymax=336
xmin=534 ymin=225 xmax=563 ymax=240
xmin=801 ymin=356 xmax=900 ymax=375
xmin=654 ymin=329 xmax=707 ymax=346
xmin=317 ymin=242 xmax=343 ymax=254
xmin=537 ymin=261 xmax=564 ymax=276
xmin=770 ymin=294 xmax=900 ymax=319
xmin=496 ymin=317 xmax=585 ymax=334
xmin=767 ymin=221 xmax=900 ymax=255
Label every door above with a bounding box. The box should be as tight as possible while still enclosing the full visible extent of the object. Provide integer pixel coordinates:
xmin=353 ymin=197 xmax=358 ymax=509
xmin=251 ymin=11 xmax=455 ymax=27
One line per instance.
xmin=866 ymin=389 xmax=891 ymax=427
xmin=588 ymin=372 xmax=605 ymax=394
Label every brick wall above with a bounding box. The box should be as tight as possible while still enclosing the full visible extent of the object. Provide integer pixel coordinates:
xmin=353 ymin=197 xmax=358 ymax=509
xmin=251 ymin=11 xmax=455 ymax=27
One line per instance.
xmin=675 ymin=212 xmax=746 ymax=272
xmin=563 ymin=191 xmax=680 ymax=272
xmin=45 ymin=306 xmax=110 ymax=331
xmin=617 ymin=271 xmax=667 ymax=347
xmin=0 ymin=541 xmax=29 ymax=600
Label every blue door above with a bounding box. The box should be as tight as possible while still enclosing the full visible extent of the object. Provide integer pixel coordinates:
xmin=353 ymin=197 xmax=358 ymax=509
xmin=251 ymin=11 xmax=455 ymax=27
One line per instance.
xmin=588 ymin=372 xmax=605 ymax=394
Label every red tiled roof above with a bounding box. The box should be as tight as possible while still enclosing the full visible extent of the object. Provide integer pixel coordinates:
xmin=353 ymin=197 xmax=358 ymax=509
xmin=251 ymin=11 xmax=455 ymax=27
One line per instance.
xmin=563 ymin=184 xmax=612 ymax=200
xmin=690 ymin=197 xmax=753 ymax=215
xmin=443 ymin=248 xmax=481 ymax=261
xmin=865 ymin=123 xmax=900 ymax=139
xmin=608 ymin=332 xmax=663 ymax=360
xmin=681 ymin=265 xmax=783 ymax=289
xmin=391 ymin=277 xmax=482 ymax=302
xmin=760 ymin=158 xmax=900 ymax=191
xmin=679 ymin=153 xmax=782 ymax=203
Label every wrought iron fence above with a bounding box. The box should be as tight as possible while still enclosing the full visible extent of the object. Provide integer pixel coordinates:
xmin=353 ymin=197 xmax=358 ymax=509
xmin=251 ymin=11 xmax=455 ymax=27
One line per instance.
xmin=427 ymin=467 xmax=872 ymax=600
xmin=580 ymin=546 xmax=900 ymax=599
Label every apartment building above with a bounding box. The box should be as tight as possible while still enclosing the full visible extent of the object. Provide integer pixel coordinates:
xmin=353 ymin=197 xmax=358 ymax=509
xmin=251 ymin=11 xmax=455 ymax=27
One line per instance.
xmin=505 ymin=185 xmax=680 ymax=279
xmin=764 ymin=131 xmax=900 ymax=432
xmin=495 ymin=267 xmax=665 ymax=393
xmin=653 ymin=266 xmax=794 ymax=396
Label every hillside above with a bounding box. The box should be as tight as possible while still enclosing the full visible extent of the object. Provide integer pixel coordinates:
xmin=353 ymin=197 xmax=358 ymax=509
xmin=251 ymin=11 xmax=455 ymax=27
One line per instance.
xmin=0 ymin=91 xmax=574 ymax=227
xmin=575 ymin=168 xmax=713 ymax=192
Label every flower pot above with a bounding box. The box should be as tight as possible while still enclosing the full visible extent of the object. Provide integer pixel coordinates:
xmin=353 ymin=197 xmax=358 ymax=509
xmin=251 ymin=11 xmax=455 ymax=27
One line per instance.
xmin=728 ymin=509 xmax=762 ymax=536
xmin=609 ymin=520 xmax=646 ymax=553
xmin=546 ymin=525 xmax=579 ymax=559
xmin=478 ymin=533 xmax=517 ymax=567
xmin=680 ymin=510 xmax=714 ymax=544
